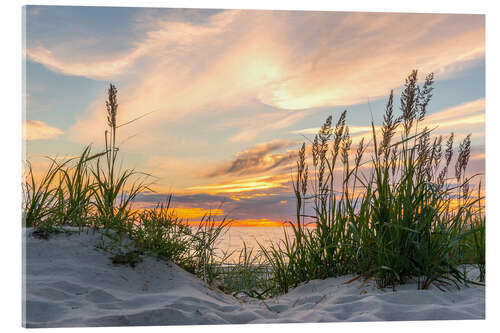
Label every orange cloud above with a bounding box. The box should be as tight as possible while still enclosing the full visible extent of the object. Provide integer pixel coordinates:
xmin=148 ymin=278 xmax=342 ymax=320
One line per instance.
xmin=183 ymin=218 xmax=288 ymax=227
xmin=187 ymin=174 xmax=291 ymax=194
xmin=130 ymin=203 xmax=225 ymax=220
xmin=229 ymin=218 xmax=287 ymax=227
xmin=229 ymin=193 xmax=281 ymax=201
xmin=23 ymin=120 xmax=64 ymax=140
xmin=172 ymin=207 xmax=224 ymax=220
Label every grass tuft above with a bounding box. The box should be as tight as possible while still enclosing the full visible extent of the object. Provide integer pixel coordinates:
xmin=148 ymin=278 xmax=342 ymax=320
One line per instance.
xmin=23 ymin=72 xmax=485 ymax=298
xmin=259 ymin=70 xmax=485 ymax=294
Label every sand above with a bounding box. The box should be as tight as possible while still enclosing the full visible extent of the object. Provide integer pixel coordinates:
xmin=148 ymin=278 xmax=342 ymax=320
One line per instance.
xmin=23 ymin=228 xmax=485 ymax=327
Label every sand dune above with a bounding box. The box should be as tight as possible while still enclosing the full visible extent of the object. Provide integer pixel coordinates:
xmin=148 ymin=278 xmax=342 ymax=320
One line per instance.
xmin=23 ymin=228 xmax=485 ymax=327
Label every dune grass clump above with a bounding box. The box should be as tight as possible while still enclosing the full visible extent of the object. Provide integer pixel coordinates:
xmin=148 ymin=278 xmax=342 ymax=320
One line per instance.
xmin=23 ymin=158 xmax=68 ymax=229
xmin=22 ymin=84 xmax=230 ymax=285
xmin=130 ymin=198 xmax=193 ymax=263
xmin=127 ymin=197 xmax=232 ymax=283
xmin=261 ymin=70 xmax=485 ymax=293
xmin=23 ymin=147 xmax=106 ymax=232
xmin=215 ymin=243 xmax=274 ymax=299
xmin=110 ymin=249 xmax=144 ymax=268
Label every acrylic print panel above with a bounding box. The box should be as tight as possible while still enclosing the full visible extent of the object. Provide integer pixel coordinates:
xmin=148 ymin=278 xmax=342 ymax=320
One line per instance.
xmin=22 ymin=5 xmax=485 ymax=327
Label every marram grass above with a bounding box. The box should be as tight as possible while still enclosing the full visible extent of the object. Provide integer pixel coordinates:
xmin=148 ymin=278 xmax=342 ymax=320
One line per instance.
xmin=22 ymin=71 xmax=485 ymax=299
xmin=258 ymin=70 xmax=485 ymax=294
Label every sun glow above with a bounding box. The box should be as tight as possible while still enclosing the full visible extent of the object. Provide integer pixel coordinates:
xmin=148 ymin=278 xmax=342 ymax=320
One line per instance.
xmin=182 ymin=218 xmax=288 ymax=227
xmin=186 ymin=175 xmax=290 ymax=194
xmin=130 ymin=205 xmax=225 ymax=220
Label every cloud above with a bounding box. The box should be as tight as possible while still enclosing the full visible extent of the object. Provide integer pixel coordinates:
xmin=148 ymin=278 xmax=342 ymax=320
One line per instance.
xmin=26 ymin=44 xmax=148 ymax=80
xmin=227 ymin=219 xmax=288 ymax=227
xmin=135 ymin=192 xmax=233 ymax=205
xmin=292 ymin=125 xmax=376 ymax=136
xmin=23 ymin=120 xmax=64 ymax=140
xmin=207 ymin=140 xmax=297 ymax=177
xmin=26 ymin=10 xmax=242 ymax=80
xmin=131 ymin=201 xmax=226 ymax=220
xmin=258 ymin=13 xmax=484 ymax=110
xmin=226 ymin=107 xmax=312 ymax=143
xmin=144 ymin=154 xmax=215 ymax=190
xmin=27 ymin=10 xmax=484 ymax=149
xmin=170 ymin=207 xmax=225 ymax=219
xmin=293 ymin=98 xmax=485 ymax=144
xmin=423 ymin=98 xmax=485 ymax=130
xmin=133 ymin=188 xmax=297 ymax=224
xmin=186 ymin=174 xmax=291 ymax=194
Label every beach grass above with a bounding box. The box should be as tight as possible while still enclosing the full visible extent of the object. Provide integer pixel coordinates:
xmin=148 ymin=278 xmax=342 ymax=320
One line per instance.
xmin=22 ymin=70 xmax=485 ymax=299
xmin=22 ymin=84 xmax=231 ymax=285
xmin=258 ymin=70 xmax=485 ymax=294
xmin=215 ymin=243 xmax=275 ymax=298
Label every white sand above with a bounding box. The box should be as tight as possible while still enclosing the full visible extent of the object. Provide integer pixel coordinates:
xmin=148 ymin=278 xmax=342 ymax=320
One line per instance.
xmin=23 ymin=228 xmax=485 ymax=327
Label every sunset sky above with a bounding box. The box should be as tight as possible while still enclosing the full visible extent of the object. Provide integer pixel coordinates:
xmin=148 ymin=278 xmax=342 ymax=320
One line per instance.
xmin=23 ymin=6 xmax=485 ymax=226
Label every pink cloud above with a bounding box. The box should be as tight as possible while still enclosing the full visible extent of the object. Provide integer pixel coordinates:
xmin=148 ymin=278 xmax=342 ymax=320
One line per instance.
xmin=23 ymin=120 xmax=64 ymax=141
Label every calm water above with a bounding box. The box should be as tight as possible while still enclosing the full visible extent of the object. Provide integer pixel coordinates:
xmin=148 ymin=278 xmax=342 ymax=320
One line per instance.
xmin=217 ymin=227 xmax=295 ymax=262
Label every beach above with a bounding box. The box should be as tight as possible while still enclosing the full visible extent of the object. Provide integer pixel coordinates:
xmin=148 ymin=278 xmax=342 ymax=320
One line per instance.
xmin=23 ymin=228 xmax=485 ymax=327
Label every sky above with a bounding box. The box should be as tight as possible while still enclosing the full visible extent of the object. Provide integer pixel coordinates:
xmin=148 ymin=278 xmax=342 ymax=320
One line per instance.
xmin=23 ymin=6 xmax=485 ymax=226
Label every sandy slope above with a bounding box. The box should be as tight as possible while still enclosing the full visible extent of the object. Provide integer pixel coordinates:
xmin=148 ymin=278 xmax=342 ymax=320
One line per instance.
xmin=23 ymin=228 xmax=485 ymax=327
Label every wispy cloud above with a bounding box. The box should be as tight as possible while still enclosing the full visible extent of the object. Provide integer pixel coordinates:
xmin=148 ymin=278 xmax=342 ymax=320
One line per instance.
xmin=293 ymin=98 xmax=485 ymax=142
xmin=423 ymin=98 xmax=485 ymax=130
xmin=292 ymin=125 xmax=376 ymax=136
xmin=226 ymin=108 xmax=311 ymax=143
xmin=258 ymin=13 xmax=484 ymax=110
xmin=207 ymin=140 xmax=297 ymax=177
xmin=23 ymin=120 xmax=64 ymax=140
xmin=27 ymin=10 xmax=484 ymax=149
xmin=26 ymin=10 xmax=242 ymax=80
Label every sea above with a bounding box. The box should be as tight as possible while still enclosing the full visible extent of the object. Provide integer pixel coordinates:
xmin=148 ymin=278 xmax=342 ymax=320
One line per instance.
xmin=216 ymin=227 xmax=296 ymax=263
